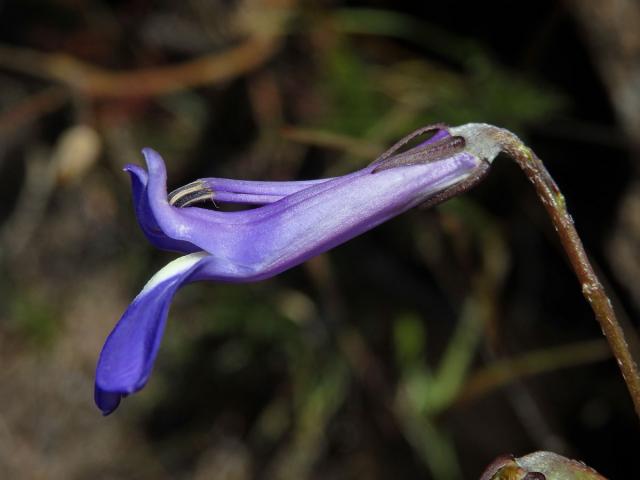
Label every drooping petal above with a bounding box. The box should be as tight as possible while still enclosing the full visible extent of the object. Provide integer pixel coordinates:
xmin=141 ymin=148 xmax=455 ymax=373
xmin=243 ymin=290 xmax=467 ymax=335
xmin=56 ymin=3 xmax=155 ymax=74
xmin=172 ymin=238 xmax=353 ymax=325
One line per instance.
xmin=97 ymin=124 xmax=493 ymax=414
xmin=95 ymin=252 xmax=209 ymax=414
xmin=95 ymin=248 xmax=266 ymax=414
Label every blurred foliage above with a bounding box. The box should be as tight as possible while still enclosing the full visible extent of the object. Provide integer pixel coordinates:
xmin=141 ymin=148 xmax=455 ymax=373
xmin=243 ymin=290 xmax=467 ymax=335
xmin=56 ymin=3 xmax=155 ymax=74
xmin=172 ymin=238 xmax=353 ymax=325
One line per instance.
xmin=325 ymin=8 xmax=565 ymax=136
xmin=7 ymin=288 xmax=59 ymax=347
xmin=0 ymin=1 xmax=635 ymax=479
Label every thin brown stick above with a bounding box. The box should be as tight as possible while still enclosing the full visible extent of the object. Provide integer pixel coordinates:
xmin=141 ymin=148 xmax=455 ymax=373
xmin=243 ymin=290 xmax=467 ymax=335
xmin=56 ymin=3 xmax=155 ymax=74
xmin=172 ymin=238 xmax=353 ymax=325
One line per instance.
xmin=493 ymin=129 xmax=640 ymax=419
xmin=0 ymin=35 xmax=279 ymax=98
xmin=0 ymin=86 xmax=68 ymax=134
xmin=455 ymin=338 xmax=610 ymax=407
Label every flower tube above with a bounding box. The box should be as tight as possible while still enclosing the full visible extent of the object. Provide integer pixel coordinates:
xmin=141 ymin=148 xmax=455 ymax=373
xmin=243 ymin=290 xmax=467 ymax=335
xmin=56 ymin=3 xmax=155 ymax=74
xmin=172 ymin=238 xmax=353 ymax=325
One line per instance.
xmin=95 ymin=124 xmax=497 ymax=414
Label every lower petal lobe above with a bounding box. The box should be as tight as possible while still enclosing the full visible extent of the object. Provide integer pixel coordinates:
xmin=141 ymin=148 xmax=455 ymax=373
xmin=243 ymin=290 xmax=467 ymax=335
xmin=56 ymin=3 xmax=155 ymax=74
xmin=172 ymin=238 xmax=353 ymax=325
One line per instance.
xmin=95 ymin=252 xmax=208 ymax=414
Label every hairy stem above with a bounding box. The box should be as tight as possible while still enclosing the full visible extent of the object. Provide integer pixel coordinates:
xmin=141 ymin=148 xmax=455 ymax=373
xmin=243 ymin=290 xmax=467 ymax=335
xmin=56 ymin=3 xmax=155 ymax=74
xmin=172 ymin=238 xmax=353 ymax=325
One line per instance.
xmin=496 ymin=130 xmax=640 ymax=419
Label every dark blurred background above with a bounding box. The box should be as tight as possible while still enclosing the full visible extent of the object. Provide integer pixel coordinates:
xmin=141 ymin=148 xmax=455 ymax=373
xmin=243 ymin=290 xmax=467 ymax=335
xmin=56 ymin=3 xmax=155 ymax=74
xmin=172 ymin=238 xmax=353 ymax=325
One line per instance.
xmin=0 ymin=1 xmax=639 ymax=478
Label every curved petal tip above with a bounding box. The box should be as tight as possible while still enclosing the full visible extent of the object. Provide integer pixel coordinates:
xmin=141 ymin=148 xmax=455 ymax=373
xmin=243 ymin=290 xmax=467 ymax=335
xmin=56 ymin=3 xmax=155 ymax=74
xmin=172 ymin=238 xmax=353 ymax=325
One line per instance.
xmin=141 ymin=147 xmax=166 ymax=176
xmin=94 ymin=252 xmax=208 ymax=414
xmin=124 ymin=163 xmax=147 ymax=178
xmin=95 ymin=386 xmax=123 ymax=416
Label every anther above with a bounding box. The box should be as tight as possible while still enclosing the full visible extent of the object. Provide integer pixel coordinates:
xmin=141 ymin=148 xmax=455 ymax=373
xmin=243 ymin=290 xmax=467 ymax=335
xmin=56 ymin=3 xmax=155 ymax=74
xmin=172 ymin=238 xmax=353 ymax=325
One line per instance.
xmin=168 ymin=181 xmax=214 ymax=208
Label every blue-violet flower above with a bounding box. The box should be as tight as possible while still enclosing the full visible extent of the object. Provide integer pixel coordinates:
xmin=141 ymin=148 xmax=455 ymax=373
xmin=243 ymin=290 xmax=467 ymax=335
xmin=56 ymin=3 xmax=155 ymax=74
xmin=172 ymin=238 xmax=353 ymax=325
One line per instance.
xmin=94 ymin=124 xmax=497 ymax=414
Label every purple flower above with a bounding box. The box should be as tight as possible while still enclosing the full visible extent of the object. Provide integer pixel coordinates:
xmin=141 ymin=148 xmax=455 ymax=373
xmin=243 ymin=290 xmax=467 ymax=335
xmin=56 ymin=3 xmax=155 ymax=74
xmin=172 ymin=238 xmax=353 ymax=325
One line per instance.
xmin=94 ymin=124 xmax=495 ymax=414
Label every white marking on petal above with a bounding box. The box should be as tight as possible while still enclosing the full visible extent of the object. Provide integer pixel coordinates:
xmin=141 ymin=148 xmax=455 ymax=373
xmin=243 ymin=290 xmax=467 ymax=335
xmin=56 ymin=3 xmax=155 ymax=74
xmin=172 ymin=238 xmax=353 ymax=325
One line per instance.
xmin=449 ymin=123 xmax=505 ymax=163
xmin=141 ymin=251 xmax=208 ymax=294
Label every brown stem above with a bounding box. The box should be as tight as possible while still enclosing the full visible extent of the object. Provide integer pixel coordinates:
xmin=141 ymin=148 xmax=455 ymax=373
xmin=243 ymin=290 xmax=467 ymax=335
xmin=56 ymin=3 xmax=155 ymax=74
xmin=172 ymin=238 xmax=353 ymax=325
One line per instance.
xmin=493 ymin=128 xmax=640 ymax=419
